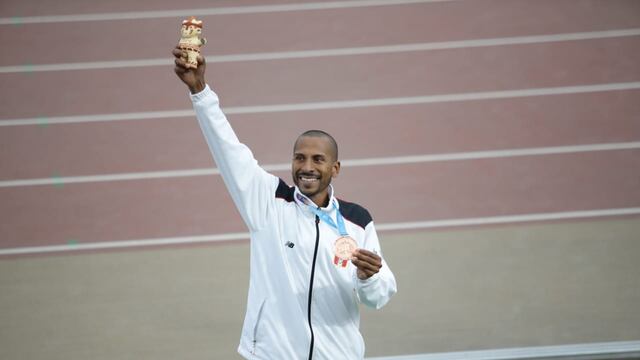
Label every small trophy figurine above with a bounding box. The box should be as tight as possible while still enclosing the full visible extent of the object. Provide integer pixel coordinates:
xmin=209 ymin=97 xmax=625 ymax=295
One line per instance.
xmin=178 ymin=16 xmax=207 ymax=69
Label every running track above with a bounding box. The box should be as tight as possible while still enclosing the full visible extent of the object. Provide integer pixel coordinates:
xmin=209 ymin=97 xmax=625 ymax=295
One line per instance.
xmin=1 ymin=0 xmax=639 ymax=256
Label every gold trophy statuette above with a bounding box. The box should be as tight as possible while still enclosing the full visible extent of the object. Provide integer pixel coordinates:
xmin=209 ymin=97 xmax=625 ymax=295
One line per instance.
xmin=178 ymin=16 xmax=206 ymax=69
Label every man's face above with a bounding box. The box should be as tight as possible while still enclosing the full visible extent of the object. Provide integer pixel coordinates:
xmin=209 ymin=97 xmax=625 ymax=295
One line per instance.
xmin=292 ymin=136 xmax=340 ymax=205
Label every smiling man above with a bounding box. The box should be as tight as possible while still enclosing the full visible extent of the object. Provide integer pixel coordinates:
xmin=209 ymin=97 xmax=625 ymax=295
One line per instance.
xmin=173 ymin=47 xmax=397 ymax=360
xmin=292 ymin=130 xmax=339 ymax=207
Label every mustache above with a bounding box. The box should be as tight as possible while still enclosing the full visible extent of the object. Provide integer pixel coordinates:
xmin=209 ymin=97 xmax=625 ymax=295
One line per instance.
xmin=296 ymin=171 xmax=320 ymax=177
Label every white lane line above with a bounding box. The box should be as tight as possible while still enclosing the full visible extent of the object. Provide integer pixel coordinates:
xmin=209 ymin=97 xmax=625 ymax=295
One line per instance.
xmin=0 ymin=0 xmax=458 ymax=25
xmin=1 ymin=207 xmax=639 ymax=256
xmin=365 ymin=340 xmax=640 ymax=360
xmin=0 ymin=232 xmax=250 ymax=256
xmin=1 ymin=142 xmax=639 ymax=188
xmin=2 ymin=81 xmax=640 ymax=127
xmin=2 ymin=29 xmax=638 ymax=73
xmin=374 ymin=208 xmax=640 ymax=232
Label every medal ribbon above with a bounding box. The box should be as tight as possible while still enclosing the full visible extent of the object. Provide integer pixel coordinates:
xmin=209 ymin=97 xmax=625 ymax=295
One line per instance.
xmin=308 ymin=200 xmax=348 ymax=237
xmin=303 ymin=197 xmax=353 ymax=268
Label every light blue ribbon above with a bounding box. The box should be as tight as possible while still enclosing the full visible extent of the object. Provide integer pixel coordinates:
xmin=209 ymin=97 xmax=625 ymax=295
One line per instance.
xmin=308 ymin=200 xmax=349 ymax=237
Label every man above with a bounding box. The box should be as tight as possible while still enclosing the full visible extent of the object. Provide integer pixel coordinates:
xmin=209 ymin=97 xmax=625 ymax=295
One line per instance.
xmin=173 ymin=47 xmax=397 ymax=359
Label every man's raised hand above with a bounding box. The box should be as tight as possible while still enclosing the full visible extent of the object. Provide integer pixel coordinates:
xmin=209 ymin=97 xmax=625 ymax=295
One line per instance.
xmin=173 ymin=46 xmax=206 ymax=94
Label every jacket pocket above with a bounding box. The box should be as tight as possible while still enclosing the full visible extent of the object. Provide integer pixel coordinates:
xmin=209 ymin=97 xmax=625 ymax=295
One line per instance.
xmin=251 ymin=297 xmax=267 ymax=355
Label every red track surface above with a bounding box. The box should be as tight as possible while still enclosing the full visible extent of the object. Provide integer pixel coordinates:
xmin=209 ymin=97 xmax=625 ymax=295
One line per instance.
xmin=3 ymin=0 xmax=640 ymax=65
xmin=4 ymin=36 xmax=640 ymax=118
xmin=2 ymin=90 xmax=640 ymax=180
xmin=1 ymin=0 xmax=639 ymax=256
xmin=2 ymin=149 xmax=640 ymax=249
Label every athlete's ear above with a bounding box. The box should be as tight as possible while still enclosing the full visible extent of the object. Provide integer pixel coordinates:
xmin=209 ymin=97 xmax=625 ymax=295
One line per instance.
xmin=332 ymin=161 xmax=341 ymax=178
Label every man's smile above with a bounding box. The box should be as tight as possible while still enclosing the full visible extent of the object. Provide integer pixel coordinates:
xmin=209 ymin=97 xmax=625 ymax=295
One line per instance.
xmin=298 ymin=174 xmax=320 ymax=184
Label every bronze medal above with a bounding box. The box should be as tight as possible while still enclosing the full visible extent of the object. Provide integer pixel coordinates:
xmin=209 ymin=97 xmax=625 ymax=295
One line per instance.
xmin=333 ymin=236 xmax=357 ymax=268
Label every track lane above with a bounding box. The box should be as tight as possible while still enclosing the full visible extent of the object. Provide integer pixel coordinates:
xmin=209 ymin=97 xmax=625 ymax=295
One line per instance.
xmin=1 ymin=90 xmax=640 ymax=181
xmin=3 ymin=210 xmax=640 ymax=258
xmin=0 ymin=0 xmax=357 ymax=18
xmin=1 ymin=149 xmax=639 ymax=249
xmin=2 ymin=0 xmax=640 ymax=66
xmin=2 ymin=36 xmax=640 ymax=119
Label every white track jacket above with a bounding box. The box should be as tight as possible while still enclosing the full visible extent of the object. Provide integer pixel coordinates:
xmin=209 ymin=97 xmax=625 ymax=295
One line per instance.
xmin=191 ymin=85 xmax=397 ymax=359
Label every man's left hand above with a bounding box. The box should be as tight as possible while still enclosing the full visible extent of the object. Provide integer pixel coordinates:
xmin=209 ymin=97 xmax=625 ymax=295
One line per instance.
xmin=351 ymin=248 xmax=382 ymax=280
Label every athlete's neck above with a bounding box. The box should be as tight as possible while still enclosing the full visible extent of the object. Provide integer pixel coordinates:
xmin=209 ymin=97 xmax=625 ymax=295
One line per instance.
xmin=309 ymin=190 xmax=330 ymax=208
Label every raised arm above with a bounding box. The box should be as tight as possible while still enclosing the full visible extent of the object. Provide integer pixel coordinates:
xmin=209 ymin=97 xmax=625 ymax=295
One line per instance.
xmin=173 ymin=48 xmax=278 ymax=231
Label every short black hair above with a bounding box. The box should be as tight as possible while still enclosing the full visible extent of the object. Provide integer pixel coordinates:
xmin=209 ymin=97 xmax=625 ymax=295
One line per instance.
xmin=294 ymin=129 xmax=339 ymax=161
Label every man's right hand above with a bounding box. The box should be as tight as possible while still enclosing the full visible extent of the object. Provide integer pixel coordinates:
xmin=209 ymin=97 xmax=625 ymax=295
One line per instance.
xmin=173 ymin=47 xmax=206 ymax=94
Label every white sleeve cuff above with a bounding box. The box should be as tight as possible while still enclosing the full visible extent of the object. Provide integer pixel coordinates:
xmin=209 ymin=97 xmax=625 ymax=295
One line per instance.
xmin=189 ymin=84 xmax=212 ymax=103
xmin=357 ymin=271 xmax=380 ymax=285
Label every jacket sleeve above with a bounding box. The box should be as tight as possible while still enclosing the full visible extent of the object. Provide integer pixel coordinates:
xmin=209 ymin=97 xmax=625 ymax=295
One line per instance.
xmin=355 ymin=222 xmax=397 ymax=309
xmin=190 ymin=84 xmax=278 ymax=232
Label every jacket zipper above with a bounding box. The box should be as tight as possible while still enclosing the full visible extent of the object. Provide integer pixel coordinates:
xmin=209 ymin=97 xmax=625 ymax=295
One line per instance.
xmin=307 ymin=215 xmax=320 ymax=360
